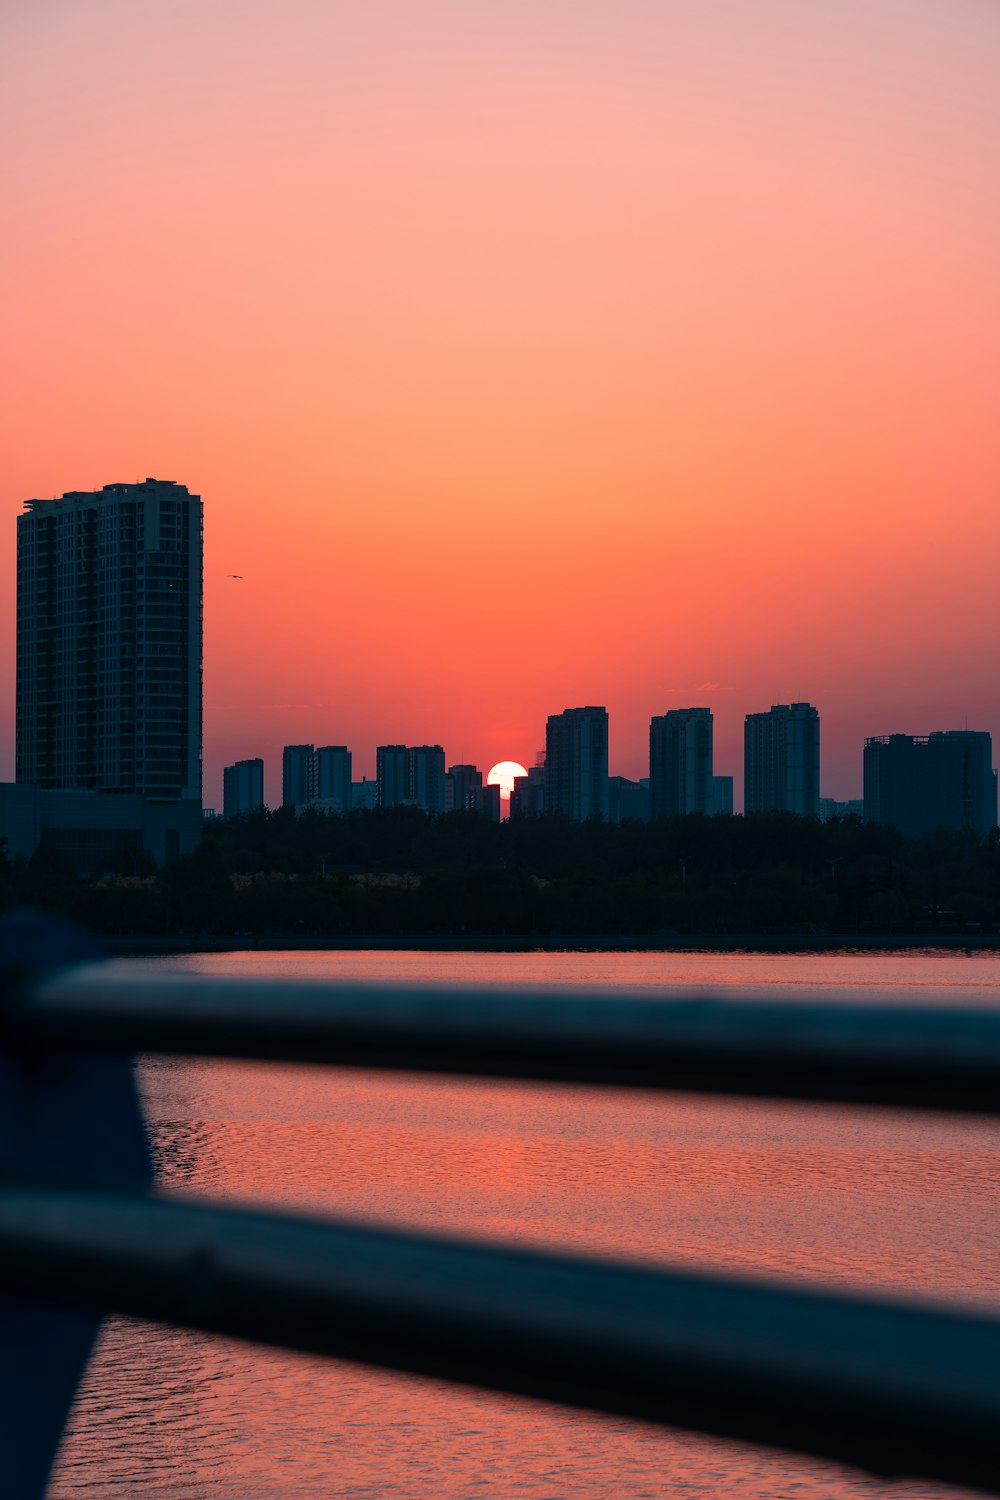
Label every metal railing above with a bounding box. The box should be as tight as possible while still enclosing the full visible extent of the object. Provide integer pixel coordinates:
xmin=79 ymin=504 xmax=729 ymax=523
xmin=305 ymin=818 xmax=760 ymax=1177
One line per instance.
xmin=2 ymin=912 xmax=999 ymax=1499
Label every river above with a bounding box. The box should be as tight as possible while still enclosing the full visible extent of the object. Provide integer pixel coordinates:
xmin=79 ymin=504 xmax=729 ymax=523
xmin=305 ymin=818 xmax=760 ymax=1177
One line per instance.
xmin=48 ymin=950 xmax=1000 ymax=1498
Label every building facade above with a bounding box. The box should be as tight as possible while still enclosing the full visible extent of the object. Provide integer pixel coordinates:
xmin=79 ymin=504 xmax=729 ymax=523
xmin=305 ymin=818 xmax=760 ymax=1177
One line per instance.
xmin=864 ymin=731 xmax=997 ymax=837
xmin=607 ymin=776 xmax=651 ymax=823
xmin=744 ymin=703 xmax=820 ymax=817
xmin=17 ymin=478 xmax=202 ymax=799
xmin=376 ymin=744 xmax=446 ymax=813
xmin=316 ymin=746 xmax=352 ymax=812
xmin=446 ymin=764 xmax=483 ymax=812
xmin=510 ymin=763 xmax=546 ymax=818
xmin=545 ymin=707 xmax=609 ymax=821
xmin=223 ymin=758 xmax=264 ymax=818
xmin=710 ymin=775 xmax=734 ymax=816
xmin=649 ymin=708 xmax=713 ymax=817
xmin=282 ymin=744 xmax=317 ymax=808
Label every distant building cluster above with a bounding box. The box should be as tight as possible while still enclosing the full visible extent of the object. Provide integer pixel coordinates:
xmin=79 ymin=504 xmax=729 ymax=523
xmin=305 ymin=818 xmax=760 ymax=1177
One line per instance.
xmin=2 ymin=478 xmax=997 ymax=875
xmin=223 ymin=701 xmax=998 ymax=842
xmin=225 ymin=743 xmax=501 ymax=821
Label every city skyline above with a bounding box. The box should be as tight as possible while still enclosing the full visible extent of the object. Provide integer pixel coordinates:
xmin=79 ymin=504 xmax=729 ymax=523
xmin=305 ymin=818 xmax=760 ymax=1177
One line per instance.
xmin=2 ymin=3 xmax=999 ymax=812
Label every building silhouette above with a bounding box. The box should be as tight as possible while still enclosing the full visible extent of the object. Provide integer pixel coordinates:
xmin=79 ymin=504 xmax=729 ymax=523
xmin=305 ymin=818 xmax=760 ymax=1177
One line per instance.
xmin=710 ymin=775 xmax=734 ymax=815
xmin=446 ymin=764 xmax=482 ymax=812
xmin=607 ymin=776 xmax=651 ymax=823
xmin=17 ymin=478 xmax=202 ymax=798
xmin=282 ymin=744 xmax=317 ymax=808
xmin=744 ymin=703 xmax=820 ymax=817
xmin=6 ymin=478 xmax=203 ymax=868
xmin=351 ymin=777 xmax=378 ymax=811
xmin=510 ymin=762 xmax=546 ymax=818
xmin=316 ymin=746 xmax=352 ymax=812
xmin=223 ymin=758 xmax=264 ymax=818
xmin=545 ymin=707 xmax=609 ymax=821
xmin=649 ymin=708 xmax=713 ymax=817
xmin=376 ymin=744 xmax=446 ymax=814
xmin=376 ymin=745 xmax=409 ymax=808
xmin=818 ymin=797 xmax=863 ymax=822
xmin=863 ymin=731 xmax=997 ymax=837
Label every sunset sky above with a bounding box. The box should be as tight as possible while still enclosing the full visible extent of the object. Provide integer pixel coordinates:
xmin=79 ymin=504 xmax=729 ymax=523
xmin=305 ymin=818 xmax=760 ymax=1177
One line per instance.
xmin=3 ymin=0 xmax=998 ymax=809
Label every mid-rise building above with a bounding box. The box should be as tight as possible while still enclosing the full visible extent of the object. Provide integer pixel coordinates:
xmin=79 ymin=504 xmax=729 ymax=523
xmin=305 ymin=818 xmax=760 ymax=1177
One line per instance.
xmin=545 ymin=707 xmax=608 ymax=821
xmin=446 ymin=764 xmax=483 ymax=812
xmin=710 ymin=775 xmax=734 ymax=816
xmin=649 ymin=708 xmax=713 ymax=817
xmin=16 ymin=478 xmax=202 ymax=800
xmin=223 ymin=758 xmax=264 ymax=818
xmin=408 ymin=745 xmax=447 ymax=814
xmin=744 ymin=703 xmax=820 ymax=817
xmin=480 ymin=783 xmax=501 ymax=822
xmin=282 ymin=744 xmax=317 ymax=808
xmin=316 ymin=746 xmax=352 ymax=812
xmin=376 ymin=744 xmax=446 ymax=814
xmin=510 ymin=763 xmax=546 ymax=818
xmin=376 ymin=745 xmax=409 ymax=808
xmin=863 ymin=732 xmax=997 ymax=837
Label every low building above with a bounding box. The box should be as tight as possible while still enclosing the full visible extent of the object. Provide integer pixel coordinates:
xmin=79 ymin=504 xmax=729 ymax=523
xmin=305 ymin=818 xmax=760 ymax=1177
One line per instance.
xmin=0 ymin=783 xmax=201 ymax=872
xmin=818 ymin=797 xmax=863 ymax=822
xmin=607 ymin=776 xmax=651 ymax=823
xmin=710 ymin=776 xmax=734 ymax=815
xmin=351 ymin=778 xmax=378 ymax=811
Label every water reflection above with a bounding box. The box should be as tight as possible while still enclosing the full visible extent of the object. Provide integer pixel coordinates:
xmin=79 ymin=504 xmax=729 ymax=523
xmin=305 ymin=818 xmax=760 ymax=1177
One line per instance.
xmin=49 ymin=951 xmax=1000 ymax=1498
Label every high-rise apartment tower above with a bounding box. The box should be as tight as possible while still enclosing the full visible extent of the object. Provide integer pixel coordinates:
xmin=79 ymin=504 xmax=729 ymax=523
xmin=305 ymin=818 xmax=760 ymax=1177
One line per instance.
xmin=16 ymin=479 xmax=202 ymax=799
xmin=744 ymin=702 xmax=820 ymax=817
xmin=545 ymin=707 xmax=609 ymax=821
xmin=649 ymin=708 xmax=713 ymax=817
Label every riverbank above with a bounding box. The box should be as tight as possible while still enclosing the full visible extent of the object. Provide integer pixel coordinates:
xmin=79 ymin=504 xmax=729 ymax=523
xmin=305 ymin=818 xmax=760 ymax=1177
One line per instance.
xmin=103 ymin=931 xmax=1000 ymax=956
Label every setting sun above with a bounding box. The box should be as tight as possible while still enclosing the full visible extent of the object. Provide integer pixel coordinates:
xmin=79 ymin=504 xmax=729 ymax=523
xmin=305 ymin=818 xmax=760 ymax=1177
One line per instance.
xmin=487 ymin=761 xmax=529 ymax=799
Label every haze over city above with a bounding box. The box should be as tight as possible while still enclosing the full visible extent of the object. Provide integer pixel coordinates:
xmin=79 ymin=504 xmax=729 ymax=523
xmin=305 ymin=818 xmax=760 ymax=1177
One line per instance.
xmin=3 ymin=0 xmax=998 ymax=808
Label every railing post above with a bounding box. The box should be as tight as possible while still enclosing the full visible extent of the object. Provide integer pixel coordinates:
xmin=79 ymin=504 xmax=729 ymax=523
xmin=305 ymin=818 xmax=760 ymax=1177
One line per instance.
xmin=0 ymin=911 xmax=151 ymax=1500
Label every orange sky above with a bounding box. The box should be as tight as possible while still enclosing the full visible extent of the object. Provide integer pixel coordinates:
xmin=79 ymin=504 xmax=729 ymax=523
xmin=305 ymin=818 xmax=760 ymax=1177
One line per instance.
xmin=2 ymin=0 xmax=998 ymax=809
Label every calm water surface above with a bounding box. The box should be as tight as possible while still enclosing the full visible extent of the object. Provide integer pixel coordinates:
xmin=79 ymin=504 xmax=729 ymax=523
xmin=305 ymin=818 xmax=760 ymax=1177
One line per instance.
xmin=49 ymin=951 xmax=1000 ymax=1498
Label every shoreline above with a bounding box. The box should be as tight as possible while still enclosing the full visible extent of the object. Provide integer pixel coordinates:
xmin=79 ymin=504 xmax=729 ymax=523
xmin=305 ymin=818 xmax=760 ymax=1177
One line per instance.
xmin=103 ymin=932 xmax=1000 ymax=957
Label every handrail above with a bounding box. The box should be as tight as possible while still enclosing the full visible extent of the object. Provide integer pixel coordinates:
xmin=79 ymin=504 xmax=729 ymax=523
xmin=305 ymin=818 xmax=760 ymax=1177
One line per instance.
xmin=2 ymin=915 xmax=999 ymax=1498
xmin=3 ymin=1187 xmax=1000 ymax=1495
xmin=4 ymin=965 xmax=1000 ymax=1111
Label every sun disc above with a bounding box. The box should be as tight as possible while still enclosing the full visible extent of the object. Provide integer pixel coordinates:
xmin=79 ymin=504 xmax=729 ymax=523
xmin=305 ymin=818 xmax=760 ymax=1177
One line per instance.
xmin=487 ymin=760 xmax=529 ymax=798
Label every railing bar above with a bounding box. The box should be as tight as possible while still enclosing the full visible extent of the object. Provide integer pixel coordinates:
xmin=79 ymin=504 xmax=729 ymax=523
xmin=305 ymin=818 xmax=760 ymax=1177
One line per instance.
xmin=1 ymin=1188 xmax=999 ymax=1495
xmin=5 ymin=969 xmax=1000 ymax=1112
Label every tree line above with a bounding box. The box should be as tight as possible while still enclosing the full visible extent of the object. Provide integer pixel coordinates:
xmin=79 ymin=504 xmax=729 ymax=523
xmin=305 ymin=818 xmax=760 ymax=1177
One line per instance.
xmin=2 ymin=806 xmax=999 ymax=941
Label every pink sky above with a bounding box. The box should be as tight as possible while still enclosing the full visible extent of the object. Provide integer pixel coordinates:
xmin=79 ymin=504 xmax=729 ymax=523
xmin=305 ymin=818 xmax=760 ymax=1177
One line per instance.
xmin=2 ymin=0 xmax=998 ymax=808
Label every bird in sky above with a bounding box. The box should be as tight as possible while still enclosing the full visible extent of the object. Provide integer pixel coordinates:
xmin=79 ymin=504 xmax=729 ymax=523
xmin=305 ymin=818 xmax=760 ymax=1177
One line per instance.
xmin=227 ymin=574 xmax=244 ymax=580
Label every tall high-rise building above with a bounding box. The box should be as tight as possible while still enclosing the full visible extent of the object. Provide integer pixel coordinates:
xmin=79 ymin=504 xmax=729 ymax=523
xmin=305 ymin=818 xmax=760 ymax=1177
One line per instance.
xmin=16 ymin=478 xmax=202 ymax=799
xmin=223 ymin=758 xmax=264 ymax=818
xmin=315 ymin=745 xmax=352 ymax=811
xmin=744 ymin=703 xmax=820 ymax=817
xmin=545 ymin=707 xmax=609 ymax=821
xmin=864 ymin=731 xmax=997 ymax=837
xmin=282 ymin=744 xmax=317 ymax=808
xmin=649 ymin=708 xmax=713 ymax=817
